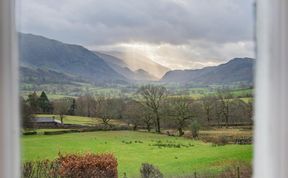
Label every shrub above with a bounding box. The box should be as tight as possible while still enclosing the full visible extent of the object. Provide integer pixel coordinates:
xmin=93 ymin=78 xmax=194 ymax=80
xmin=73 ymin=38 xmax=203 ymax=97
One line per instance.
xmin=43 ymin=130 xmax=80 ymax=135
xmin=57 ymin=153 xmax=118 ymax=178
xmin=22 ymin=160 xmax=60 ymax=178
xmin=140 ymin=163 xmax=163 ymax=178
xmin=217 ymin=163 xmax=252 ymax=178
xmin=215 ymin=136 xmax=229 ymax=146
xmin=22 ymin=153 xmax=118 ymax=178
xmin=234 ymin=137 xmax=253 ymax=144
xmin=191 ymin=120 xmax=200 ymax=138
xmin=22 ymin=131 xmax=37 ymax=135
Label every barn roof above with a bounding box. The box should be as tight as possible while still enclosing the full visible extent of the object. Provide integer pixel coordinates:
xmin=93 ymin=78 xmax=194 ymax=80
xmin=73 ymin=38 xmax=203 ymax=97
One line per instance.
xmin=31 ymin=117 xmax=61 ymax=124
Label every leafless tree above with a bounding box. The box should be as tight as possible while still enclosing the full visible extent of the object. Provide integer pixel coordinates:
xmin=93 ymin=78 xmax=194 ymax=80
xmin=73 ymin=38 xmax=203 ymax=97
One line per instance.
xmin=166 ymin=97 xmax=196 ymax=136
xmin=137 ymin=85 xmax=167 ymax=133
xmin=122 ymin=100 xmax=143 ymax=130
xmin=217 ymin=90 xmax=233 ymax=128
xmin=201 ymin=95 xmax=216 ymax=125
xmin=142 ymin=109 xmax=154 ymax=132
xmin=95 ymin=95 xmax=123 ymax=127
xmin=75 ymin=95 xmax=96 ymax=117
xmin=246 ymin=100 xmax=254 ymax=121
xmin=212 ymin=99 xmax=223 ymax=127
xmin=229 ymin=98 xmax=249 ymax=124
xmin=53 ymin=98 xmax=73 ymax=124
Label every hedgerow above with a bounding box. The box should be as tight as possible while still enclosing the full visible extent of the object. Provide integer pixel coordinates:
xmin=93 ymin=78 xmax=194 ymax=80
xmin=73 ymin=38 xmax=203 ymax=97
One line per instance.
xmin=57 ymin=153 xmax=118 ymax=178
xmin=22 ymin=153 xmax=118 ymax=178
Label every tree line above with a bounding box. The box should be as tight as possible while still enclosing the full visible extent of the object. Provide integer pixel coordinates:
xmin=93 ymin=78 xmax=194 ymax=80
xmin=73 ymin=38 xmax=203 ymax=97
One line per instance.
xmin=21 ymin=86 xmax=253 ymax=136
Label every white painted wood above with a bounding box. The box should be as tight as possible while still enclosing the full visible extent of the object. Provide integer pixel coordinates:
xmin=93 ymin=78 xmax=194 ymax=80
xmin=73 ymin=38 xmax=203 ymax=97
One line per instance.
xmin=254 ymin=0 xmax=288 ymax=177
xmin=0 ymin=0 xmax=20 ymax=177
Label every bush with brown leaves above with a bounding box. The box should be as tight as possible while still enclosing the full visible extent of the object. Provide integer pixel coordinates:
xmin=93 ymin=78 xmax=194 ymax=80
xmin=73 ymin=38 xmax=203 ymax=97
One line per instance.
xmin=22 ymin=153 xmax=118 ymax=178
xmin=57 ymin=153 xmax=118 ymax=178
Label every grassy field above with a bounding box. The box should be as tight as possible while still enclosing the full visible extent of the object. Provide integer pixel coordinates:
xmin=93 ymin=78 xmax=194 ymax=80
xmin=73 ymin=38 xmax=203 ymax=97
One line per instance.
xmin=199 ymin=128 xmax=253 ymax=137
xmin=36 ymin=114 xmax=126 ymax=126
xmin=239 ymin=97 xmax=253 ymax=103
xmin=22 ymin=131 xmax=252 ymax=177
xmin=230 ymin=88 xmax=253 ymax=97
xmin=21 ymin=91 xmax=75 ymax=100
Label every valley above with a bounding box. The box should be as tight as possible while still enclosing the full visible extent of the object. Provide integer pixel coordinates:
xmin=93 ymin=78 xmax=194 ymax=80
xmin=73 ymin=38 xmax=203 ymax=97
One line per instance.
xmin=19 ymin=33 xmax=255 ymax=98
xmin=20 ymin=33 xmax=254 ymax=178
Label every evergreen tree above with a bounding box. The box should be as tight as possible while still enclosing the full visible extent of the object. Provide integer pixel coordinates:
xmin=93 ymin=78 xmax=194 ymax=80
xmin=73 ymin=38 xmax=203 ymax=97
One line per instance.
xmin=68 ymin=98 xmax=76 ymax=115
xmin=27 ymin=91 xmax=39 ymax=114
xmin=20 ymin=97 xmax=34 ymax=128
xmin=38 ymin=91 xmax=51 ymax=113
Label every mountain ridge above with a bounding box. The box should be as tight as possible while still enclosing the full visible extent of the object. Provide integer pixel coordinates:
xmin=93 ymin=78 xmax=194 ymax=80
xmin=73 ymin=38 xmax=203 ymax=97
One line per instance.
xmin=19 ymin=33 xmax=128 ymax=85
xmin=19 ymin=33 xmax=254 ymax=87
xmin=161 ymin=57 xmax=255 ymax=85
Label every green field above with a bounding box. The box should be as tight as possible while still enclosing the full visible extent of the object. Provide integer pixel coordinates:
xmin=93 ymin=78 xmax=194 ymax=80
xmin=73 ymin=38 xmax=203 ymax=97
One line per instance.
xmin=239 ymin=97 xmax=253 ymax=103
xmin=22 ymin=131 xmax=252 ymax=177
xmin=21 ymin=85 xmax=253 ymax=101
xmin=230 ymin=88 xmax=253 ymax=97
xmin=35 ymin=114 xmax=126 ymax=126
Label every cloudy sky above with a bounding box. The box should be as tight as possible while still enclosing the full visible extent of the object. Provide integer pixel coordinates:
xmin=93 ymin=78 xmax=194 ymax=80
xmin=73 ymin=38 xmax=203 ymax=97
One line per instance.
xmin=19 ymin=0 xmax=255 ymax=70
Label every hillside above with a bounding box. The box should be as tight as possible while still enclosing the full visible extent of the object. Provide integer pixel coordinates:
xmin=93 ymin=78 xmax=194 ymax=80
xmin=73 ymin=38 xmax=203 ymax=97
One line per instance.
xmin=161 ymin=58 xmax=255 ymax=85
xmin=95 ymin=52 xmax=157 ymax=81
xmin=20 ymin=66 xmax=86 ymax=84
xmin=19 ymin=33 xmax=127 ymax=85
xmin=19 ymin=33 xmax=255 ymax=87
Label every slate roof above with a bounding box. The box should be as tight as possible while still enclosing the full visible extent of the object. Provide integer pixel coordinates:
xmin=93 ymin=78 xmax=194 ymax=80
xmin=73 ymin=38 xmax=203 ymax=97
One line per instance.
xmin=31 ymin=117 xmax=61 ymax=124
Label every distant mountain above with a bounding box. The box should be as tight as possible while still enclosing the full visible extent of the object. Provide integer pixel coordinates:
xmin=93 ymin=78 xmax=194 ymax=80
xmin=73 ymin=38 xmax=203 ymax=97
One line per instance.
xmin=134 ymin=69 xmax=157 ymax=81
xmin=19 ymin=33 xmax=254 ymax=87
xmin=161 ymin=58 xmax=255 ymax=85
xmin=95 ymin=52 xmax=157 ymax=81
xmin=19 ymin=33 xmax=127 ymax=85
xmin=102 ymin=51 xmax=170 ymax=79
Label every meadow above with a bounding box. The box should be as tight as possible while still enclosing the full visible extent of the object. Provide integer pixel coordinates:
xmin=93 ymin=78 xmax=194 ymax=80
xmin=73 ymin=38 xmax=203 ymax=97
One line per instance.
xmin=21 ymin=84 xmax=253 ymax=101
xmin=22 ymin=131 xmax=252 ymax=177
xmin=35 ymin=114 xmax=126 ymax=126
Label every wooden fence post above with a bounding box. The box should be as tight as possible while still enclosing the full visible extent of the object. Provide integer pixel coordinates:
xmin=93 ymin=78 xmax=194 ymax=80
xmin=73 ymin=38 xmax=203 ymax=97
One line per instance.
xmin=237 ymin=166 xmax=240 ymax=178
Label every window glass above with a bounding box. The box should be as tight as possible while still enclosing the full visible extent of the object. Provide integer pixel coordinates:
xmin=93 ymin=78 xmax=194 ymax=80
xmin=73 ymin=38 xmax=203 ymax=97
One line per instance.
xmin=19 ymin=0 xmax=255 ymax=177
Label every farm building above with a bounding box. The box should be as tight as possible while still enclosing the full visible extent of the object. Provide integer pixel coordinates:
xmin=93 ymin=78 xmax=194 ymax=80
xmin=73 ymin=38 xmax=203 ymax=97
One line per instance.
xmin=30 ymin=117 xmax=62 ymax=128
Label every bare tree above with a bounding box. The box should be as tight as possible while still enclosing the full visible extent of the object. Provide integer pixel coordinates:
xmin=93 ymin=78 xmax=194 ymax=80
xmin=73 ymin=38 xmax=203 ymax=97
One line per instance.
xmin=217 ymin=90 xmax=233 ymax=128
xmin=201 ymin=95 xmax=215 ymax=125
xmin=95 ymin=95 xmax=123 ymax=127
xmin=137 ymin=85 xmax=167 ymax=133
xmin=122 ymin=100 xmax=143 ymax=130
xmin=75 ymin=95 xmax=96 ymax=117
xmin=142 ymin=109 xmax=154 ymax=132
xmin=246 ymin=100 xmax=254 ymax=121
xmin=166 ymin=97 xmax=195 ymax=136
xmin=229 ymin=98 xmax=249 ymax=124
xmin=212 ymin=99 xmax=223 ymax=127
xmin=53 ymin=98 xmax=72 ymax=124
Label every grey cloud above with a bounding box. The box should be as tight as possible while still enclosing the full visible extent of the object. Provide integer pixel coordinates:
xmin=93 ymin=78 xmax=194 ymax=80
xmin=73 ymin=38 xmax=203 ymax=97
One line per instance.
xmin=19 ymin=0 xmax=255 ymax=46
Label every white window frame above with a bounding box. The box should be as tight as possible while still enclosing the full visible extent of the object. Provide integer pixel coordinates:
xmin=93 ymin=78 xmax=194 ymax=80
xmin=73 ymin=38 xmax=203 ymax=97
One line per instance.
xmin=0 ymin=0 xmax=287 ymax=177
xmin=254 ymin=0 xmax=288 ymax=178
xmin=0 ymin=0 xmax=20 ymax=177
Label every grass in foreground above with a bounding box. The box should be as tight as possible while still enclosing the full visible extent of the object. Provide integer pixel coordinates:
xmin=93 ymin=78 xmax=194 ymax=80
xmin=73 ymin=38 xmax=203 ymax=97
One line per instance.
xmin=22 ymin=131 xmax=252 ymax=177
